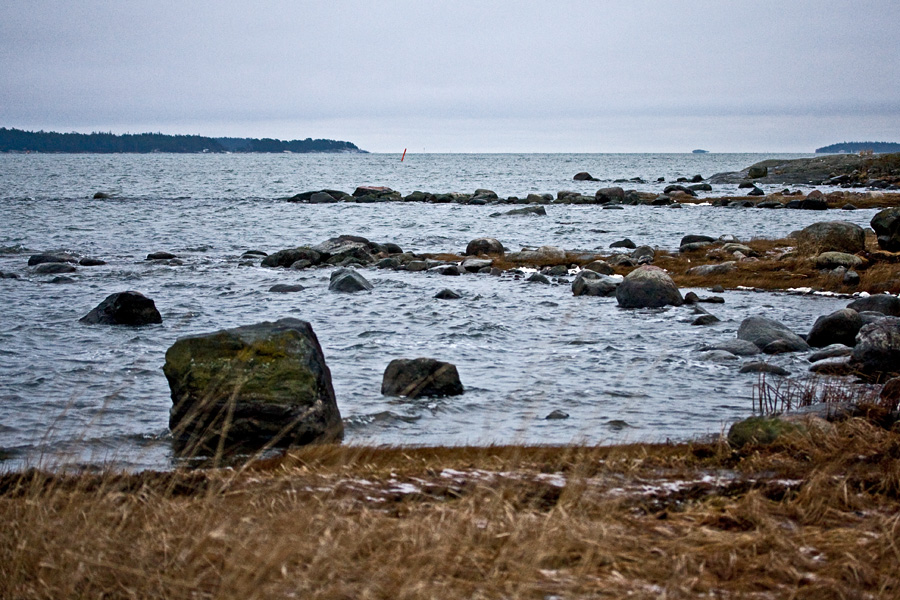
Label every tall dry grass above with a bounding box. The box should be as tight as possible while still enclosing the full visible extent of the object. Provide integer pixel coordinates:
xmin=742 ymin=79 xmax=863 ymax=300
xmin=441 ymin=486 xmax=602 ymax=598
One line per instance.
xmin=3 ymin=414 xmax=900 ymax=599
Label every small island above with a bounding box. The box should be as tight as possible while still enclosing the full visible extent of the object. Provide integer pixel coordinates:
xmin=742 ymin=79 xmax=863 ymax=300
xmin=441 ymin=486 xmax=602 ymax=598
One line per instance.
xmin=0 ymin=127 xmax=364 ymax=154
xmin=816 ymin=141 xmax=900 ymax=154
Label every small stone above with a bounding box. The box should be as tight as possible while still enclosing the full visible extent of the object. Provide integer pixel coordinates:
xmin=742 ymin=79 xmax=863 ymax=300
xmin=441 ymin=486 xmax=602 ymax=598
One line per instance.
xmin=545 ymin=410 xmax=570 ymax=420
xmin=269 ymin=284 xmax=305 ymax=293
xmin=147 ymin=251 xmax=177 ymax=260
xmin=739 ymin=362 xmax=789 ymax=375
xmin=434 ymin=289 xmax=461 ymax=299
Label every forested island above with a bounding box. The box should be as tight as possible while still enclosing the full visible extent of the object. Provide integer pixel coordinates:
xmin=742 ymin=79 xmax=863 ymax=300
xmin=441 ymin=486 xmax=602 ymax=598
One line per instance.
xmin=815 ymin=141 xmax=900 ymax=154
xmin=0 ymin=128 xmax=363 ymax=154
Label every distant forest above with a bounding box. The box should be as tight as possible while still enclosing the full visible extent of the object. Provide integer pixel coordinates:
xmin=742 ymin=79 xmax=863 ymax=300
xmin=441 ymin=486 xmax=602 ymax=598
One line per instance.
xmin=816 ymin=141 xmax=900 ymax=154
xmin=0 ymin=128 xmax=363 ymax=154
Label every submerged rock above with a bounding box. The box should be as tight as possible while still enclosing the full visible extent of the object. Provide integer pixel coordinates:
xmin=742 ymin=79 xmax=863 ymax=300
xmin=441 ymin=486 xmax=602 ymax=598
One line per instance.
xmin=28 ymin=253 xmax=77 ymax=266
xmin=434 ymin=288 xmax=461 ymax=300
xmin=147 ymin=251 xmax=177 ymax=260
xmin=34 ymin=263 xmax=76 ymax=274
xmin=381 ymin=358 xmax=464 ymax=398
xmin=163 ymin=318 xmax=342 ymax=454
xmin=80 ymin=291 xmax=162 ymax=326
xmin=269 ymin=284 xmax=305 ymax=293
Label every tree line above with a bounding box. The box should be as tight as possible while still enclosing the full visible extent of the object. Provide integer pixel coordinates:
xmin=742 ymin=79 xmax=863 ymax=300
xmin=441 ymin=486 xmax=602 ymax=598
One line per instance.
xmin=0 ymin=128 xmax=362 ymax=153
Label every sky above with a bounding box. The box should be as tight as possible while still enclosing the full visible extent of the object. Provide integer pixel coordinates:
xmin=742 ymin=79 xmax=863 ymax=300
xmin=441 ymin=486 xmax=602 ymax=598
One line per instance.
xmin=1 ymin=0 xmax=899 ymax=153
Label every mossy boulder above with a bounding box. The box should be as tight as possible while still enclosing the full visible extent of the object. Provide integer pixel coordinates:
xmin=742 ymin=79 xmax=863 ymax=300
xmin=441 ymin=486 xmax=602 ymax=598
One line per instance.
xmin=163 ymin=318 xmax=342 ymax=455
xmin=727 ymin=416 xmax=801 ymax=448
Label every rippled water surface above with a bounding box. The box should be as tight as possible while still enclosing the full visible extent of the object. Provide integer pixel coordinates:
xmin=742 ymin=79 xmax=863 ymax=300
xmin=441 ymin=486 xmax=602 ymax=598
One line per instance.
xmin=0 ymin=153 xmax=879 ymax=470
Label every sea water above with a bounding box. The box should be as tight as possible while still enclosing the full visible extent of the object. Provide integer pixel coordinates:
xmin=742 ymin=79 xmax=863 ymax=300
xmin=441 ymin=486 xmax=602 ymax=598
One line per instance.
xmin=0 ymin=153 xmax=877 ymax=470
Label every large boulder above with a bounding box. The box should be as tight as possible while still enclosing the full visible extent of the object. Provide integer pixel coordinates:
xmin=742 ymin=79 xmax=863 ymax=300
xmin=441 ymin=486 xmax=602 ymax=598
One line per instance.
xmin=163 ymin=318 xmax=343 ymax=454
xmin=871 ymin=207 xmax=900 ymax=251
xmin=737 ymin=317 xmax=809 ymax=353
xmin=381 ymin=358 xmax=464 ymax=398
xmin=795 ymin=221 xmax=865 ymax=254
xmin=850 ymin=317 xmax=900 ymax=382
xmin=79 ymin=291 xmax=162 ymax=326
xmin=329 ymin=268 xmax=373 ymax=293
xmin=806 ymin=308 xmax=863 ymax=348
xmin=847 ymin=295 xmax=900 ymax=317
xmin=465 ymin=238 xmax=505 ymax=256
xmin=615 ymin=265 xmax=683 ymax=308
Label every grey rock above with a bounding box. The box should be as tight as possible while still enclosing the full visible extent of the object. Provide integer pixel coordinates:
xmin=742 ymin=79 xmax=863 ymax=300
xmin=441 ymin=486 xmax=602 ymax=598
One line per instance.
xmin=262 ymin=247 xmax=322 ymax=268
xmin=405 ymin=260 xmax=428 ymax=272
xmin=850 ymin=317 xmax=900 ymax=382
xmin=808 ymin=356 xmax=855 ymax=376
xmin=434 ymin=289 xmax=461 ymax=300
xmin=848 ymin=295 xmax=900 ymax=317
xmin=737 ymin=316 xmax=809 ymax=352
xmin=35 ymin=262 xmax=76 ymax=274
xmin=381 ymin=358 xmax=464 ymax=398
xmin=615 ymin=265 xmax=683 ymax=308
xmin=631 ymin=245 xmax=655 ymax=262
xmin=461 ymin=258 xmax=493 ymax=272
xmin=610 ymin=238 xmax=636 ymax=249
xmin=526 ymin=273 xmax=551 ymax=284
xmin=698 ymin=350 xmax=740 ymax=362
xmin=870 ymin=207 xmax=900 ymax=251
xmin=574 ymin=172 xmax=598 ymax=181
xmin=78 ymin=257 xmax=107 ymax=266
xmin=28 ymin=253 xmax=77 ymax=266
xmin=147 ymin=251 xmax=177 ymax=260
xmin=680 ymin=234 xmax=716 ymax=246
xmin=328 ymin=268 xmax=373 ymax=293
xmin=686 ymin=262 xmax=737 ymax=277
xmin=465 ymin=238 xmax=505 ymax=256
xmin=269 ymin=284 xmax=305 ymax=293
xmin=572 ymin=272 xmax=619 ymax=297
xmin=739 ymin=361 xmax=789 ymax=375
xmin=795 ymin=221 xmax=866 ymax=254
xmin=700 ymin=339 xmax=761 ymax=356
xmin=375 ymin=257 xmax=401 ymax=270
xmin=583 ymin=260 xmax=614 ymax=275
xmin=545 ymin=409 xmax=570 ymax=420
xmin=80 ymin=291 xmax=162 ymax=325
xmin=806 ymin=308 xmax=863 ymax=348
xmin=692 ymin=314 xmax=721 ymax=326
xmin=808 ymin=344 xmax=853 ymax=362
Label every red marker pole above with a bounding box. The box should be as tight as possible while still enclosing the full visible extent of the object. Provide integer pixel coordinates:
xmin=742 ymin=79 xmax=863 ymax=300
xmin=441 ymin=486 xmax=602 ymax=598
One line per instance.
xmin=401 ymin=148 xmax=407 ymax=162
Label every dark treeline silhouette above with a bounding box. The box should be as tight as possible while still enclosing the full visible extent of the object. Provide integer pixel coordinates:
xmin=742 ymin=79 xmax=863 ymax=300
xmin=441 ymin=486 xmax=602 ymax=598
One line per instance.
xmin=816 ymin=141 xmax=900 ymax=154
xmin=0 ymin=128 xmax=363 ymax=153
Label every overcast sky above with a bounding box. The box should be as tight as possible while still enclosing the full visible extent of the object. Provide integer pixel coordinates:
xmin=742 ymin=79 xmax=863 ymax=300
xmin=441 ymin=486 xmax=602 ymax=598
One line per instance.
xmin=2 ymin=1 xmax=899 ymax=152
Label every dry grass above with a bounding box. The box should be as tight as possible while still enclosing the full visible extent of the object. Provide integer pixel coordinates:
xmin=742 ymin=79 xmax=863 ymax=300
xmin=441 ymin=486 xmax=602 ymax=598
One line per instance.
xmin=4 ymin=415 xmax=900 ymax=599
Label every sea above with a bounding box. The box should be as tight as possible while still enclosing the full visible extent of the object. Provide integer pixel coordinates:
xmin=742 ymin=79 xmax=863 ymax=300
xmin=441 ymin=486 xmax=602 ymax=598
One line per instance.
xmin=0 ymin=152 xmax=881 ymax=471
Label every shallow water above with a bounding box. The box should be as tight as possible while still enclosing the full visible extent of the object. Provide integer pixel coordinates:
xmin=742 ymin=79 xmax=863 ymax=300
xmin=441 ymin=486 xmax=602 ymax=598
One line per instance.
xmin=0 ymin=153 xmax=882 ymax=470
